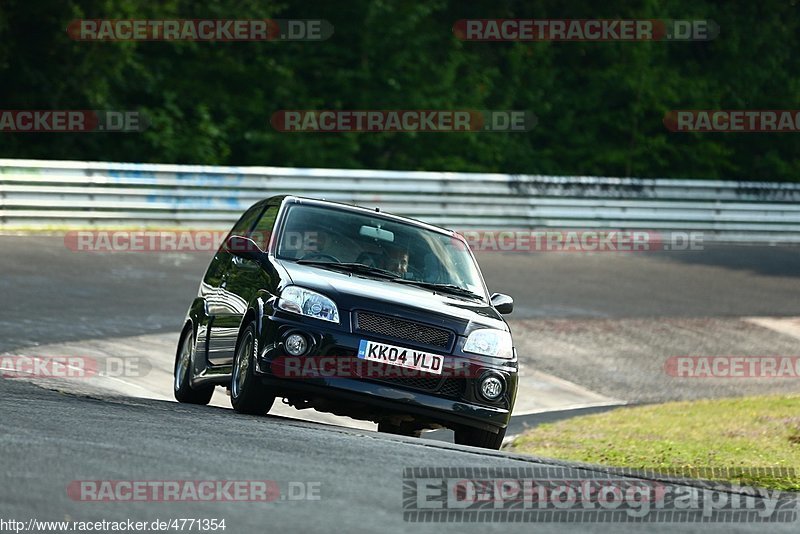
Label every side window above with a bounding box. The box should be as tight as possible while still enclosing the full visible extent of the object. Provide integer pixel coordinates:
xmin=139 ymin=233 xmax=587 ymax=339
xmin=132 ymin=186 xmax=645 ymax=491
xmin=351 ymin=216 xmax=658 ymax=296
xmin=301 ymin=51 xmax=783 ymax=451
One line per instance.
xmin=204 ymin=204 xmax=264 ymax=285
xmin=230 ymin=204 xmax=265 ymax=237
xmin=249 ymin=205 xmax=280 ymax=251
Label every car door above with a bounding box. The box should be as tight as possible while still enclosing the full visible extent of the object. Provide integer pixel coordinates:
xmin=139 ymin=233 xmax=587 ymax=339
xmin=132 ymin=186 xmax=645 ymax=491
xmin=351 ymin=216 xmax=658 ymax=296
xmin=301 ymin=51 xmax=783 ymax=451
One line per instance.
xmin=208 ymin=203 xmax=280 ymax=365
xmin=205 ymin=203 xmax=265 ymax=365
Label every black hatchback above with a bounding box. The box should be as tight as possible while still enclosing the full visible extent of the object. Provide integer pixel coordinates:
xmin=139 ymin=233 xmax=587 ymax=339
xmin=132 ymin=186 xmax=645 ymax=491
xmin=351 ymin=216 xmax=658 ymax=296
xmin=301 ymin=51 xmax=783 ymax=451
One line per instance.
xmin=174 ymin=196 xmax=517 ymax=449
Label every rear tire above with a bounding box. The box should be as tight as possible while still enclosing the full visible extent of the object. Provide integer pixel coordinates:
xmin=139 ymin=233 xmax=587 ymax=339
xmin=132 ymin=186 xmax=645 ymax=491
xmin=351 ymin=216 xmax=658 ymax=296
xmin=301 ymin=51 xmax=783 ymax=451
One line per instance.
xmin=174 ymin=327 xmax=214 ymax=405
xmin=230 ymin=322 xmax=275 ymax=415
xmin=454 ymin=426 xmax=506 ymax=450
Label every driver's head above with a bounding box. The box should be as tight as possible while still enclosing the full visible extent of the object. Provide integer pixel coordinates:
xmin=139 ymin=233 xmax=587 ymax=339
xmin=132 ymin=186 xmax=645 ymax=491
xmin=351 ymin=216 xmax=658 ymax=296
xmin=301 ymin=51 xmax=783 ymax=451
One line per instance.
xmin=384 ymin=246 xmax=409 ymax=276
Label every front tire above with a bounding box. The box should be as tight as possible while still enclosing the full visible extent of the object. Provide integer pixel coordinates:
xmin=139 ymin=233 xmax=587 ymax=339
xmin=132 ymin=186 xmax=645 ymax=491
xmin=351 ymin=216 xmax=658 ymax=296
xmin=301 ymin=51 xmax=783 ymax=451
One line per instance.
xmin=454 ymin=426 xmax=506 ymax=450
xmin=230 ymin=322 xmax=275 ymax=415
xmin=174 ymin=327 xmax=214 ymax=405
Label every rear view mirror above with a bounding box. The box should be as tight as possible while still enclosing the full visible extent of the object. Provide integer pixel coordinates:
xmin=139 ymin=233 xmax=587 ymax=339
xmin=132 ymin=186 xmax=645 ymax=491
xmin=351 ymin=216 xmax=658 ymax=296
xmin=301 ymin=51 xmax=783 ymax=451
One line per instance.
xmin=490 ymin=293 xmax=514 ymax=314
xmin=359 ymin=225 xmax=394 ymax=242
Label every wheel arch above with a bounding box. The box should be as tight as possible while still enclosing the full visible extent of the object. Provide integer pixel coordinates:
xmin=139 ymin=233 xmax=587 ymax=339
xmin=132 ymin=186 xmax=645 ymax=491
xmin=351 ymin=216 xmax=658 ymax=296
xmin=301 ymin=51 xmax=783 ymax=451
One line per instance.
xmin=184 ymin=297 xmax=210 ymax=379
xmin=234 ymin=290 xmax=277 ymax=364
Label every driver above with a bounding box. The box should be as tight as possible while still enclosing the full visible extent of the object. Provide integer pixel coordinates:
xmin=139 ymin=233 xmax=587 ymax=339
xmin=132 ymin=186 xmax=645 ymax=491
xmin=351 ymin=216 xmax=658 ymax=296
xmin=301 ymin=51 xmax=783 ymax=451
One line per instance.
xmin=383 ymin=246 xmax=409 ymax=277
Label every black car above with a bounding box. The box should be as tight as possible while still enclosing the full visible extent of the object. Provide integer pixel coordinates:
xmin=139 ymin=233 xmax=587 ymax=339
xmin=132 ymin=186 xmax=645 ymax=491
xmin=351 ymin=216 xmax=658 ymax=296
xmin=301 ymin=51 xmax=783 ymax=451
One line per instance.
xmin=174 ymin=196 xmax=517 ymax=449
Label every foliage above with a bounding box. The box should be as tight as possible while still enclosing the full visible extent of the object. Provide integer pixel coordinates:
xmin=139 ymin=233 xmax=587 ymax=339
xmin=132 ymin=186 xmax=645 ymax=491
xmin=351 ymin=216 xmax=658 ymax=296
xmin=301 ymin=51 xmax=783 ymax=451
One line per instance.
xmin=1 ymin=0 xmax=798 ymax=181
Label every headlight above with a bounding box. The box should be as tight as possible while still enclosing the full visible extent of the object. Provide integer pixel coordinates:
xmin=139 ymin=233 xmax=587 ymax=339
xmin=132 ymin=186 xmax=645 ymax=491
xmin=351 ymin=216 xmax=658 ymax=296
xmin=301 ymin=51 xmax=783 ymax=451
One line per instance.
xmin=277 ymin=286 xmax=339 ymax=323
xmin=463 ymin=329 xmax=513 ymax=358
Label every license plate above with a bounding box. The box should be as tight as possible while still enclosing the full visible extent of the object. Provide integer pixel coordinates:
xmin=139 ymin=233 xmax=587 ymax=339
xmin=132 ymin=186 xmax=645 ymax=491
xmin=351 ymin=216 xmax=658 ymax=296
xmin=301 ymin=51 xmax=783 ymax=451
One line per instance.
xmin=357 ymin=339 xmax=443 ymax=375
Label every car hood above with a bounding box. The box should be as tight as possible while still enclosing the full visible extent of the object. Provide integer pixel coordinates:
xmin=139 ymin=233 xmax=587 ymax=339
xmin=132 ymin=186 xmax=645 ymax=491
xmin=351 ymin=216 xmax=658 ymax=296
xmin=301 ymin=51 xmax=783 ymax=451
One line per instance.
xmin=275 ymin=259 xmax=508 ymax=333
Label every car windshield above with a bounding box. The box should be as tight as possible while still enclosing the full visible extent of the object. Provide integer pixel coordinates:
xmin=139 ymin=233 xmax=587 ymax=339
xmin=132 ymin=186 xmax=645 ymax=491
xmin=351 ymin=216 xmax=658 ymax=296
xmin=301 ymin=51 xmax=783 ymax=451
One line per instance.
xmin=275 ymin=203 xmax=487 ymax=299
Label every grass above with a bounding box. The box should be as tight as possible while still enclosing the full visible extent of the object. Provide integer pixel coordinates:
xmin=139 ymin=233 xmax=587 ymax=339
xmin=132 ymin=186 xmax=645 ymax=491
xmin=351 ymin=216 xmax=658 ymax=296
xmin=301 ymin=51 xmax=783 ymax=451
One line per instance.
xmin=508 ymin=394 xmax=800 ymax=491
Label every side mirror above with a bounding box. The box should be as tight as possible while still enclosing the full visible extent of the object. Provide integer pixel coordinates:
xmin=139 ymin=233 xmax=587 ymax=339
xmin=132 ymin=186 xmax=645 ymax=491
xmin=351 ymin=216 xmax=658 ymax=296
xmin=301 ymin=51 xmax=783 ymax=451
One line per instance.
xmin=225 ymin=235 xmax=265 ymax=262
xmin=490 ymin=293 xmax=514 ymax=314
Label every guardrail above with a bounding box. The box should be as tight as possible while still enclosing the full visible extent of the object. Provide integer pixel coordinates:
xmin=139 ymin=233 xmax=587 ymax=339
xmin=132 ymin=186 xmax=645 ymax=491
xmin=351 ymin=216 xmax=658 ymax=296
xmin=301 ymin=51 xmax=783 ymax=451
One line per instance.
xmin=2 ymin=158 xmax=800 ymax=242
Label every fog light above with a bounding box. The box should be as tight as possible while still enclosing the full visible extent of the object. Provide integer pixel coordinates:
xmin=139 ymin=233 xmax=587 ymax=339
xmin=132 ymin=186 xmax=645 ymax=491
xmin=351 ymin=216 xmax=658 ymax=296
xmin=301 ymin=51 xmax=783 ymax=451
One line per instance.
xmin=479 ymin=375 xmax=504 ymax=401
xmin=285 ymin=334 xmax=308 ymax=356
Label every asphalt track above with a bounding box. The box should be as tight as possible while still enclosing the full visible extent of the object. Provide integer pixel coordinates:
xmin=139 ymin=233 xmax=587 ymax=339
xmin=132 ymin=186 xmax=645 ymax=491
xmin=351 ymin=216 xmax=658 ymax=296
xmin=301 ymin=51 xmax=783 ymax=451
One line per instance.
xmin=3 ymin=379 xmax=796 ymax=534
xmin=2 ymin=236 xmax=800 ymax=353
xmin=2 ymin=236 xmax=800 ymax=532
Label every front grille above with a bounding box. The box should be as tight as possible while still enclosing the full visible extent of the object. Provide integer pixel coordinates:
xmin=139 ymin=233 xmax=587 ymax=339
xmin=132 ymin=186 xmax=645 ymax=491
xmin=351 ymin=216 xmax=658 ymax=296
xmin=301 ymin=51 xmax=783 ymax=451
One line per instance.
xmin=362 ymin=371 xmax=464 ymax=399
xmin=373 ymin=375 xmax=464 ymax=398
xmin=386 ymin=376 xmax=441 ymax=392
xmin=438 ymin=379 xmax=465 ymax=398
xmin=354 ymin=311 xmax=451 ymax=349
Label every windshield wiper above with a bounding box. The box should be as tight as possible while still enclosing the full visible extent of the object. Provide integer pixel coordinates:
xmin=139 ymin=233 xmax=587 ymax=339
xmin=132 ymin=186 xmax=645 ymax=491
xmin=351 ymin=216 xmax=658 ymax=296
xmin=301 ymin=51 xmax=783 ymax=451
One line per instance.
xmin=391 ymin=279 xmax=484 ymax=300
xmin=295 ymin=260 xmax=400 ymax=279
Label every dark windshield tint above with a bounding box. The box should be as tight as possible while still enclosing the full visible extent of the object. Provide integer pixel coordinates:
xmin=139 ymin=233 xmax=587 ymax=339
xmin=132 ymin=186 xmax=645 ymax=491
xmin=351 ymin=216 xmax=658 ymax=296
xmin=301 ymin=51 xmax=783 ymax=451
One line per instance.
xmin=277 ymin=204 xmax=486 ymax=298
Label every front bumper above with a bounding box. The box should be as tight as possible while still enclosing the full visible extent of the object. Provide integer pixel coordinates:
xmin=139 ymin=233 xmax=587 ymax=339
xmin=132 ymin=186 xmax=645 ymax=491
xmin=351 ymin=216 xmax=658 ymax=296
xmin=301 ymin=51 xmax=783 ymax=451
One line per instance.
xmin=255 ymin=310 xmax=518 ymax=432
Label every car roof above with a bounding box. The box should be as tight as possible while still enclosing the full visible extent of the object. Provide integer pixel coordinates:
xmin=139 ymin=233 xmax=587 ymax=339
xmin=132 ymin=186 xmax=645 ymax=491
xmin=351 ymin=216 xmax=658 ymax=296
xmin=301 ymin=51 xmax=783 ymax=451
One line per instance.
xmin=267 ymin=195 xmax=456 ymax=237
